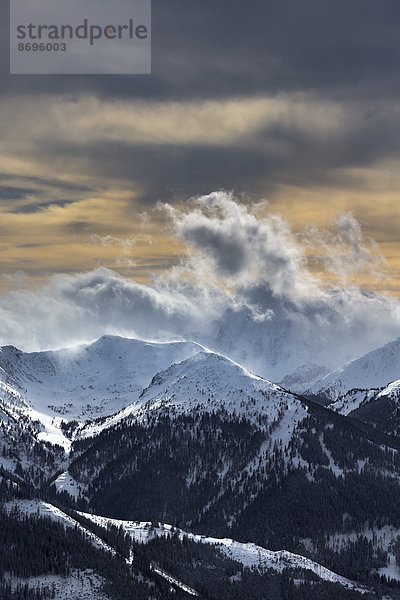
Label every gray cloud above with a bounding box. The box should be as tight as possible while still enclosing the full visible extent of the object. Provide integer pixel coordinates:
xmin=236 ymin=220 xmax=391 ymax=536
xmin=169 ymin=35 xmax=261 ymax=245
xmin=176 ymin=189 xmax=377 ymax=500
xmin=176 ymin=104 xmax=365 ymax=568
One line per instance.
xmin=3 ymin=1 xmax=400 ymax=101
xmin=2 ymin=1 xmax=400 ymax=211
xmin=166 ymin=191 xmax=311 ymax=295
xmin=3 ymin=93 xmax=400 ymax=208
xmin=302 ymin=212 xmax=390 ymax=286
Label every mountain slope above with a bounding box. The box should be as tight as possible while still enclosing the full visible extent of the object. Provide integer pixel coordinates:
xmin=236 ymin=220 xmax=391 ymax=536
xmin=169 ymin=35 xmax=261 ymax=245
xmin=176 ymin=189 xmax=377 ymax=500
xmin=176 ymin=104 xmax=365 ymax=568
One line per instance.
xmin=2 ymin=335 xmax=400 ymax=596
xmin=68 ymin=352 xmax=310 ymax=528
xmin=344 ymin=380 xmax=400 ymax=437
xmin=66 ymin=351 xmax=400 ymax=572
xmin=309 ymin=337 xmax=400 ymax=401
xmin=278 ymin=363 xmax=330 ymax=394
xmin=80 ymin=351 xmax=307 ymax=438
xmin=0 ymin=335 xmax=203 ymax=448
xmin=328 ymin=388 xmax=380 ymax=416
xmin=78 ymin=511 xmax=366 ymax=593
xmin=3 ymin=497 xmax=370 ymax=600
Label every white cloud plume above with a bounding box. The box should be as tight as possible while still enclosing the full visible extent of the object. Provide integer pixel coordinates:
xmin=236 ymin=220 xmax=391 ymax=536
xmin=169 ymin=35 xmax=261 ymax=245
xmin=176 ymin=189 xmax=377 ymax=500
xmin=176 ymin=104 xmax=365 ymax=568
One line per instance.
xmin=0 ymin=192 xmax=399 ymax=381
xmin=90 ymin=235 xmax=137 ymax=248
xmin=164 ymin=191 xmax=316 ymax=296
xmin=303 ymin=211 xmax=389 ymax=285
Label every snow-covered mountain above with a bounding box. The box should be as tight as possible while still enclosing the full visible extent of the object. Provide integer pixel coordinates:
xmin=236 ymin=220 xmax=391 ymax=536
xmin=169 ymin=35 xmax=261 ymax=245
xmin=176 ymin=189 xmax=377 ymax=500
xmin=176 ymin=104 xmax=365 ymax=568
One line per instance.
xmin=378 ymin=379 xmax=400 ymax=402
xmin=0 ymin=335 xmax=203 ymax=447
xmin=135 ymin=351 xmax=304 ymax=420
xmin=308 ymin=337 xmax=400 ymax=401
xmin=64 ymin=350 xmax=311 ymax=528
xmin=0 ymin=335 xmax=310 ymax=497
xmin=2 ymin=333 xmax=400 ymax=596
xmin=80 ymin=350 xmax=308 ymax=439
xmin=0 ymin=335 xmax=203 ymax=418
xmin=333 ymin=379 xmax=400 ymax=437
xmin=328 ymin=388 xmax=380 ymax=416
xmin=278 ymin=363 xmax=330 ymax=394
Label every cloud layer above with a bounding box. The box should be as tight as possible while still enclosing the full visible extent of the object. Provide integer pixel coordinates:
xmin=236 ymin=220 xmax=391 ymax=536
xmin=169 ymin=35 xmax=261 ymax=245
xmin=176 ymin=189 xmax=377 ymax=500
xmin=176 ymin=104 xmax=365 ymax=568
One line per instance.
xmin=1 ymin=193 xmax=399 ymax=381
xmin=1 ymin=1 xmax=400 ymax=297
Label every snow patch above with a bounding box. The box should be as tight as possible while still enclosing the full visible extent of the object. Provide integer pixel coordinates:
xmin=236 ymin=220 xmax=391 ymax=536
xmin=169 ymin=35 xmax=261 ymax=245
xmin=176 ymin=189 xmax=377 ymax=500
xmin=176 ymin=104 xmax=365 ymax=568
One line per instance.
xmin=54 ymin=471 xmax=87 ymax=500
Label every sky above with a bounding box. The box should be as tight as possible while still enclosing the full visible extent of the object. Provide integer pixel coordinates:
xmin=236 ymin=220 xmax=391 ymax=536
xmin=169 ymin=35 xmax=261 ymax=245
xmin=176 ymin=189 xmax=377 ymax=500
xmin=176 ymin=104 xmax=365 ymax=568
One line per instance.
xmin=0 ymin=1 xmax=400 ymax=369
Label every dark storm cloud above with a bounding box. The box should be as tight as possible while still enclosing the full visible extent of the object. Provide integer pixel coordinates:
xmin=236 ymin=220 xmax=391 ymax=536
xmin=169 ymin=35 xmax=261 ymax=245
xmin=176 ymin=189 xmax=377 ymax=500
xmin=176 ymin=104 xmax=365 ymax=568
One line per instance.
xmin=24 ymin=98 xmax=400 ymax=205
xmin=3 ymin=0 xmax=400 ymax=101
xmin=0 ymin=185 xmax=38 ymax=200
xmin=9 ymin=200 xmax=77 ymax=214
xmin=0 ymin=173 xmax=93 ymax=212
xmin=86 ymin=142 xmax=270 ymax=203
xmin=2 ymin=1 xmax=400 ymax=214
xmin=0 ymin=173 xmax=92 ymax=194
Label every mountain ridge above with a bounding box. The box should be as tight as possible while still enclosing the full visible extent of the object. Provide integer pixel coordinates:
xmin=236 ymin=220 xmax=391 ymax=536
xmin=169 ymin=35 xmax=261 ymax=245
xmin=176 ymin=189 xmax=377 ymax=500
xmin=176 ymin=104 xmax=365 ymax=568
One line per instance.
xmin=308 ymin=337 xmax=400 ymax=401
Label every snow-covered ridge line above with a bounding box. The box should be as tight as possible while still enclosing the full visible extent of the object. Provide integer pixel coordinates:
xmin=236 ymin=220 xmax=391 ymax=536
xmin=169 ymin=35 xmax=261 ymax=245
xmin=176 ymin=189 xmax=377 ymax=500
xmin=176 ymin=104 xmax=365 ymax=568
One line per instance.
xmin=0 ymin=335 xmax=206 ymax=446
xmin=377 ymin=379 xmax=400 ymax=399
xmin=0 ymin=335 xmax=309 ymax=487
xmin=78 ymin=512 xmax=367 ymax=593
xmin=0 ymin=335 xmax=203 ymax=420
xmin=3 ymin=501 xmax=367 ymax=593
xmin=5 ymin=500 xmax=117 ymax=558
xmin=310 ymin=338 xmax=400 ymax=401
xmin=77 ymin=350 xmax=300 ymax=440
xmin=328 ymin=388 xmax=380 ymax=416
xmin=150 ymin=563 xmax=199 ymax=596
xmin=1 ymin=333 xmax=278 ymax=442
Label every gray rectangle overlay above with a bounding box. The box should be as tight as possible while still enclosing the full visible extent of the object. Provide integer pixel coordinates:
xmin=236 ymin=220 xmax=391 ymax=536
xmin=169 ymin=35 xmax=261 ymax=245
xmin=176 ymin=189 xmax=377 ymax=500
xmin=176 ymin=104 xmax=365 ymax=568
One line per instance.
xmin=10 ymin=0 xmax=151 ymax=74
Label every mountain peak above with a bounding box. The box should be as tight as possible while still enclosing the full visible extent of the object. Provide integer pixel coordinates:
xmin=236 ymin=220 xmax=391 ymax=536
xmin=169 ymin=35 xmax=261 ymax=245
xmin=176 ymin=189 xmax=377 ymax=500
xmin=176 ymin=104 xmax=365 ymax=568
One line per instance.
xmin=309 ymin=337 xmax=400 ymax=400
